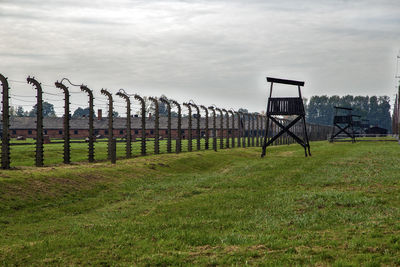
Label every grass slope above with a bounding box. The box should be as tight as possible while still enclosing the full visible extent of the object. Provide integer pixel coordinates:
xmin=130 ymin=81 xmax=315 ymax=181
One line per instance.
xmin=0 ymin=141 xmax=400 ymax=265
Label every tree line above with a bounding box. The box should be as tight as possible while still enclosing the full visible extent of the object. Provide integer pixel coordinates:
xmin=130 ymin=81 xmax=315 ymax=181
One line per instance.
xmin=305 ymin=95 xmax=391 ymax=131
xmin=9 ymin=94 xmax=251 ymax=119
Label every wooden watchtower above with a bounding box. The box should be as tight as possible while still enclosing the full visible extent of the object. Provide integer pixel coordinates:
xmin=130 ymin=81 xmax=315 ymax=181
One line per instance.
xmin=352 ymin=115 xmax=362 ymax=136
xmin=261 ymin=77 xmax=311 ymax=157
xmin=329 ymin=106 xmax=355 ymax=142
xmin=360 ymin=119 xmax=370 ymax=134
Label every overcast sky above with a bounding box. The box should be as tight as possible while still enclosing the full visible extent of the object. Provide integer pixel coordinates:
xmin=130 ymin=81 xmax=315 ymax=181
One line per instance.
xmin=1 ymin=0 xmax=399 ymax=115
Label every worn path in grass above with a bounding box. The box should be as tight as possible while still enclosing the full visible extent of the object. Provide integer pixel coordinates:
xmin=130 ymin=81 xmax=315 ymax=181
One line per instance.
xmin=0 ymin=141 xmax=399 ymax=265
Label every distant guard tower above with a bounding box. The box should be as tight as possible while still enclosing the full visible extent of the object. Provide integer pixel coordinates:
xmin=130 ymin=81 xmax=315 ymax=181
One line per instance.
xmin=329 ymin=106 xmax=355 ymax=142
xmin=352 ymin=115 xmax=362 ymax=136
xmin=261 ymin=77 xmax=311 ymax=157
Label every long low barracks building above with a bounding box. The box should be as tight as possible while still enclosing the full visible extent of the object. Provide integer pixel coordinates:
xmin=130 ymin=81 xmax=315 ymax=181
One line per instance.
xmin=6 ymin=112 xmax=257 ymax=140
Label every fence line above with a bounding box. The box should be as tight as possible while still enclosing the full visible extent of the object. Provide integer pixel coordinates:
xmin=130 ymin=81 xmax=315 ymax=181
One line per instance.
xmin=0 ymin=74 xmax=332 ymax=169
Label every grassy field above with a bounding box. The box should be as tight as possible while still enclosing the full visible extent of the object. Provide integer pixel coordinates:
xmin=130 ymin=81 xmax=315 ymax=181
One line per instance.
xmin=6 ymin=137 xmax=260 ymax=167
xmin=0 ymin=141 xmax=400 ymax=265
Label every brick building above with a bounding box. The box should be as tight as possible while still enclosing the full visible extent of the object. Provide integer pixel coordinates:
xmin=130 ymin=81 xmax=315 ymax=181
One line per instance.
xmin=6 ymin=112 xmax=249 ymax=140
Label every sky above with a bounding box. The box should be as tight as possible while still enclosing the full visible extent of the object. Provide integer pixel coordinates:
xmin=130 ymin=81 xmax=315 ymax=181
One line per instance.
xmin=0 ymin=0 xmax=399 ymax=116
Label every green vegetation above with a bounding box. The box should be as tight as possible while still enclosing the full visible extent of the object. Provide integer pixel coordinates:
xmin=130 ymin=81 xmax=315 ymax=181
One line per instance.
xmin=7 ymin=137 xmax=250 ymax=167
xmin=306 ymin=95 xmax=391 ymax=130
xmin=0 ymin=141 xmax=400 ymax=265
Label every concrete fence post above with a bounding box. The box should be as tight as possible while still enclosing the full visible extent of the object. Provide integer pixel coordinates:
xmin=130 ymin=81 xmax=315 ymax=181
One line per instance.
xmin=229 ymin=110 xmax=235 ymax=148
xmin=208 ymin=106 xmax=217 ymax=151
xmin=134 ymin=94 xmax=146 ymax=156
xmin=236 ymin=111 xmax=241 ymax=148
xmin=200 ymin=105 xmax=209 ymax=150
xmin=27 ymin=77 xmax=44 ymax=167
xmin=80 ymin=85 xmax=95 ymax=162
xmin=149 ymin=97 xmax=159 ymax=154
xmin=0 ymin=74 xmax=10 ymax=169
xmin=171 ymin=100 xmax=181 ymax=153
xmin=160 ymin=97 xmax=172 ymax=153
xmin=190 ymin=103 xmax=201 ymax=151
xmin=183 ymin=103 xmax=192 ymax=152
xmin=222 ymin=109 xmax=230 ymax=148
xmin=116 ymin=90 xmax=131 ymax=158
xmin=216 ymin=108 xmax=224 ymax=149
xmin=101 ymin=89 xmax=114 ymax=160
xmin=55 ymin=81 xmax=71 ymax=164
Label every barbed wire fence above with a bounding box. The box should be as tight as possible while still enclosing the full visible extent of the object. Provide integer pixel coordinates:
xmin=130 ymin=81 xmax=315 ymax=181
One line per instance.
xmin=1 ymin=74 xmax=333 ymax=169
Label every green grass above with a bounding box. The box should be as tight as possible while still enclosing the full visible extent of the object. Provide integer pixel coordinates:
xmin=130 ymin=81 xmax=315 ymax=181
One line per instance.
xmin=6 ymin=137 xmax=261 ymax=167
xmin=0 ymin=141 xmax=400 ymax=265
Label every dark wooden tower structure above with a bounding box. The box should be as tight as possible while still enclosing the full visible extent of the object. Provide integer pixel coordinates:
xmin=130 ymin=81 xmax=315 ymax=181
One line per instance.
xmin=329 ymin=106 xmax=355 ymax=142
xmin=261 ymin=77 xmax=311 ymax=157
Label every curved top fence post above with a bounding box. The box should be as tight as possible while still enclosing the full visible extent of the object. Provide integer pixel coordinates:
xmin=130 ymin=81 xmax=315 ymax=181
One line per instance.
xmin=27 ymin=76 xmax=44 ymax=167
xmin=0 ymin=74 xmax=10 ymax=169
xmin=215 ymin=107 xmax=224 ymax=149
xmin=116 ymin=90 xmax=132 ymax=158
xmin=55 ymin=81 xmax=71 ymax=164
xmin=190 ymin=102 xmax=201 ymax=151
xmin=160 ymin=97 xmax=172 ymax=153
xmin=208 ymin=106 xmax=217 ymax=152
xmin=134 ymin=94 xmax=146 ymax=156
xmin=80 ymin=85 xmax=95 ymax=162
xmin=222 ymin=109 xmax=230 ymax=148
xmin=200 ymin=105 xmax=209 ymax=150
xmin=170 ymin=100 xmax=182 ymax=153
xmin=229 ymin=110 xmax=235 ymax=148
xmin=183 ymin=103 xmax=192 ymax=152
xmin=149 ymin=97 xmax=160 ymax=154
xmin=101 ymin=88 xmax=113 ymax=160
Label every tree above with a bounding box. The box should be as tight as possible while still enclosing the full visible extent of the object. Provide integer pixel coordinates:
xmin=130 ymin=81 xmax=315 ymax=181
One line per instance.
xmin=305 ymin=94 xmax=392 ymax=131
xmin=29 ymin=102 xmax=56 ymax=117
xmin=72 ymin=107 xmax=95 ymax=118
xmin=16 ymin=106 xmax=26 ymax=117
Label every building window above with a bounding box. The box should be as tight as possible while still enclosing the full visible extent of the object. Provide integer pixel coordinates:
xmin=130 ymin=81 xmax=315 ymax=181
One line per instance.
xmin=119 ymin=130 xmax=123 ymax=134
xmin=150 ymin=130 xmax=154 ymax=135
xmin=228 ymin=130 xmax=232 ymax=134
xmin=134 ymin=130 xmax=139 ymax=134
xmin=12 ymin=130 xmax=16 ymax=134
xmin=105 ymin=130 xmax=108 ymax=135
xmin=74 ymin=130 xmax=78 ymax=135
xmin=28 ymin=130 xmax=32 ymax=135
xmin=44 ymin=130 xmax=48 ymax=134
xmin=59 ymin=130 xmax=63 ymax=135
xmin=94 ymin=130 xmax=99 ymax=135
xmin=165 ymin=130 xmax=168 ymax=134
xmin=181 ymin=130 xmax=185 ymax=134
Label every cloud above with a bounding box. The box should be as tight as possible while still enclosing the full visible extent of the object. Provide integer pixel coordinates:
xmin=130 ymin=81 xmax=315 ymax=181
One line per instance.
xmin=0 ymin=0 xmax=399 ymax=116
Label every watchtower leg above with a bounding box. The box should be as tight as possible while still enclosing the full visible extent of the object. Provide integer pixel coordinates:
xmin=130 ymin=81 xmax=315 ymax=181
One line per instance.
xmin=301 ymin=115 xmax=311 ymax=156
xmin=261 ymin=116 xmax=270 ymax=157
